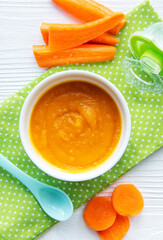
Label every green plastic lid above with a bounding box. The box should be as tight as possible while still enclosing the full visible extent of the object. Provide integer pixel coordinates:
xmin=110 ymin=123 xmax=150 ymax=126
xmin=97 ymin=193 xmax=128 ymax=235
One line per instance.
xmin=121 ymin=22 xmax=163 ymax=93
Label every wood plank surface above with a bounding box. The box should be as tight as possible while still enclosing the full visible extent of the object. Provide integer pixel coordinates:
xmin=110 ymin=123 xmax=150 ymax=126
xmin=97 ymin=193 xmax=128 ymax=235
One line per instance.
xmin=0 ymin=1 xmax=163 ymax=239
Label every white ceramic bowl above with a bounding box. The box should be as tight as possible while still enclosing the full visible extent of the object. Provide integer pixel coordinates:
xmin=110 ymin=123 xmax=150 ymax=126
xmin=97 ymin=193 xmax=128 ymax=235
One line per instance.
xmin=19 ymin=70 xmax=131 ymax=182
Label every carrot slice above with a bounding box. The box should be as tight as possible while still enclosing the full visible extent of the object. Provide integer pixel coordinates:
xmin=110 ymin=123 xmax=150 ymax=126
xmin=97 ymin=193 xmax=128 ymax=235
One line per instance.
xmin=41 ymin=23 xmax=120 ymax=46
xmin=98 ymin=214 xmax=130 ymax=240
xmin=83 ymin=196 xmax=116 ymax=231
xmin=112 ymin=184 xmax=144 ymax=217
xmin=33 ymin=44 xmax=116 ymax=68
xmin=52 ymin=0 xmax=126 ymax=35
xmin=48 ymin=13 xmax=125 ymax=52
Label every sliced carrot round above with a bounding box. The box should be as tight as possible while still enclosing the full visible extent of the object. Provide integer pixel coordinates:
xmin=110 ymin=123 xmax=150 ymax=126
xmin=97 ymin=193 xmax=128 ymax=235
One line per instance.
xmin=83 ymin=196 xmax=116 ymax=231
xmin=112 ymin=184 xmax=144 ymax=217
xmin=98 ymin=214 xmax=130 ymax=240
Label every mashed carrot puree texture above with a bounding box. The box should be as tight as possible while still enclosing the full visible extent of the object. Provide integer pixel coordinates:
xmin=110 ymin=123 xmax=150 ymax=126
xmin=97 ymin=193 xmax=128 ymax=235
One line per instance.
xmin=29 ymin=81 xmax=122 ymax=173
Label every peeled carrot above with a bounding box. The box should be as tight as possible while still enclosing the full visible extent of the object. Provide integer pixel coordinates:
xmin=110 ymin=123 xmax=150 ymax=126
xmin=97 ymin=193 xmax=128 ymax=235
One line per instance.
xmin=52 ymin=0 xmax=127 ymax=35
xmin=98 ymin=214 xmax=130 ymax=240
xmin=83 ymin=196 xmax=116 ymax=231
xmin=52 ymin=0 xmax=113 ymax=22
xmin=112 ymin=184 xmax=144 ymax=217
xmin=109 ymin=19 xmax=127 ymax=35
xmin=48 ymin=13 xmax=125 ymax=52
xmin=33 ymin=44 xmax=116 ymax=68
xmin=41 ymin=22 xmax=71 ymax=45
xmin=90 ymin=33 xmax=120 ymax=45
xmin=41 ymin=23 xmax=120 ymax=46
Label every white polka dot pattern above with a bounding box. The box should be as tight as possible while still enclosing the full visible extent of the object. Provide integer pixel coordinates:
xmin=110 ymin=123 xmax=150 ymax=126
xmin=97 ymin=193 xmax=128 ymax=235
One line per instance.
xmin=0 ymin=1 xmax=163 ymax=239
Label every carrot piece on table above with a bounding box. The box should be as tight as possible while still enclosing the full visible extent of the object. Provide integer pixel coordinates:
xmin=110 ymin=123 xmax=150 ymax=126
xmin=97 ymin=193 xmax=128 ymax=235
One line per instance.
xmin=48 ymin=13 xmax=125 ymax=52
xmin=52 ymin=0 xmax=126 ymax=35
xmin=109 ymin=19 xmax=127 ymax=35
xmin=98 ymin=214 xmax=130 ymax=240
xmin=41 ymin=23 xmax=51 ymax=45
xmin=83 ymin=196 xmax=116 ymax=231
xmin=41 ymin=23 xmax=76 ymax=45
xmin=112 ymin=184 xmax=144 ymax=217
xmin=41 ymin=23 xmax=120 ymax=46
xmin=90 ymin=33 xmax=120 ymax=45
xmin=52 ymin=0 xmax=113 ymax=22
xmin=33 ymin=44 xmax=116 ymax=68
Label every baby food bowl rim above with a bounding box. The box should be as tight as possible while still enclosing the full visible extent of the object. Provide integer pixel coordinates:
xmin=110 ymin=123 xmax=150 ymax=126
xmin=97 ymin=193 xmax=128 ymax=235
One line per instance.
xmin=19 ymin=70 xmax=131 ymax=182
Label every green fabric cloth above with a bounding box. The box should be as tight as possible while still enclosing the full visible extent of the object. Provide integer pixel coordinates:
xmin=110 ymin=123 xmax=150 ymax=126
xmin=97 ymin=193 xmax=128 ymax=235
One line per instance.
xmin=0 ymin=1 xmax=162 ymax=239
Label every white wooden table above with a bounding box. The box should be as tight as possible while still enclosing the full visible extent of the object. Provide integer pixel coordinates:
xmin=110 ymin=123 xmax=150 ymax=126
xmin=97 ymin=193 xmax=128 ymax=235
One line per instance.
xmin=1 ymin=1 xmax=163 ymax=239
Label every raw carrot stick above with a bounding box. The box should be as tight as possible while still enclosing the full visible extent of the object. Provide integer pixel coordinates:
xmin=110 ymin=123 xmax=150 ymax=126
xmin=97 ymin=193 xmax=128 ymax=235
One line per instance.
xmin=112 ymin=184 xmax=144 ymax=217
xmin=41 ymin=22 xmax=72 ymax=45
xmin=83 ymin=196 xmax=116 ymax=231
xmin=98 ymin=214 xmax=130 ymax=240
xmin=33 ymin=44 xmax=116 ymax=68
xmin=52 ymin=0 xmax=113 ymax=22
xmin=40 ymin=24 xmax=49 ymax=45
xmin=41 ymin=23 xmax=120 ymax=46
xmin=52 ymin=0 xmax=126 ymax=35
xmin=48 ymin=13 xmax=125 ymax=52
xmin=90 ymin=33 xmax=120 ymax=45
xmin=109 ymin=19 xmax=127 ymax=35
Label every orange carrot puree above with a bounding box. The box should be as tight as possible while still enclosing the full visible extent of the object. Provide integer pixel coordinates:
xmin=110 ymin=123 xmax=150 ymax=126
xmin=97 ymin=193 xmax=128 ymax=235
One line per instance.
xmin=29 ymin=81 xmax=122 ymax=173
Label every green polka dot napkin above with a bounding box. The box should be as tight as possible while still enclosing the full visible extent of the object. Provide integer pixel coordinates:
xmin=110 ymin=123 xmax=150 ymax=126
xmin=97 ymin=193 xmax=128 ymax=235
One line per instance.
xmin=0 ymin=1 xmax=163 ymax=239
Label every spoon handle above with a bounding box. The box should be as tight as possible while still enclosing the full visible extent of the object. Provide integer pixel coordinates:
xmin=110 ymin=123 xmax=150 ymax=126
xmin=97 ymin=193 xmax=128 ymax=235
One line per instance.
xmin=0 ymin=153 xmax=37 ymax=191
